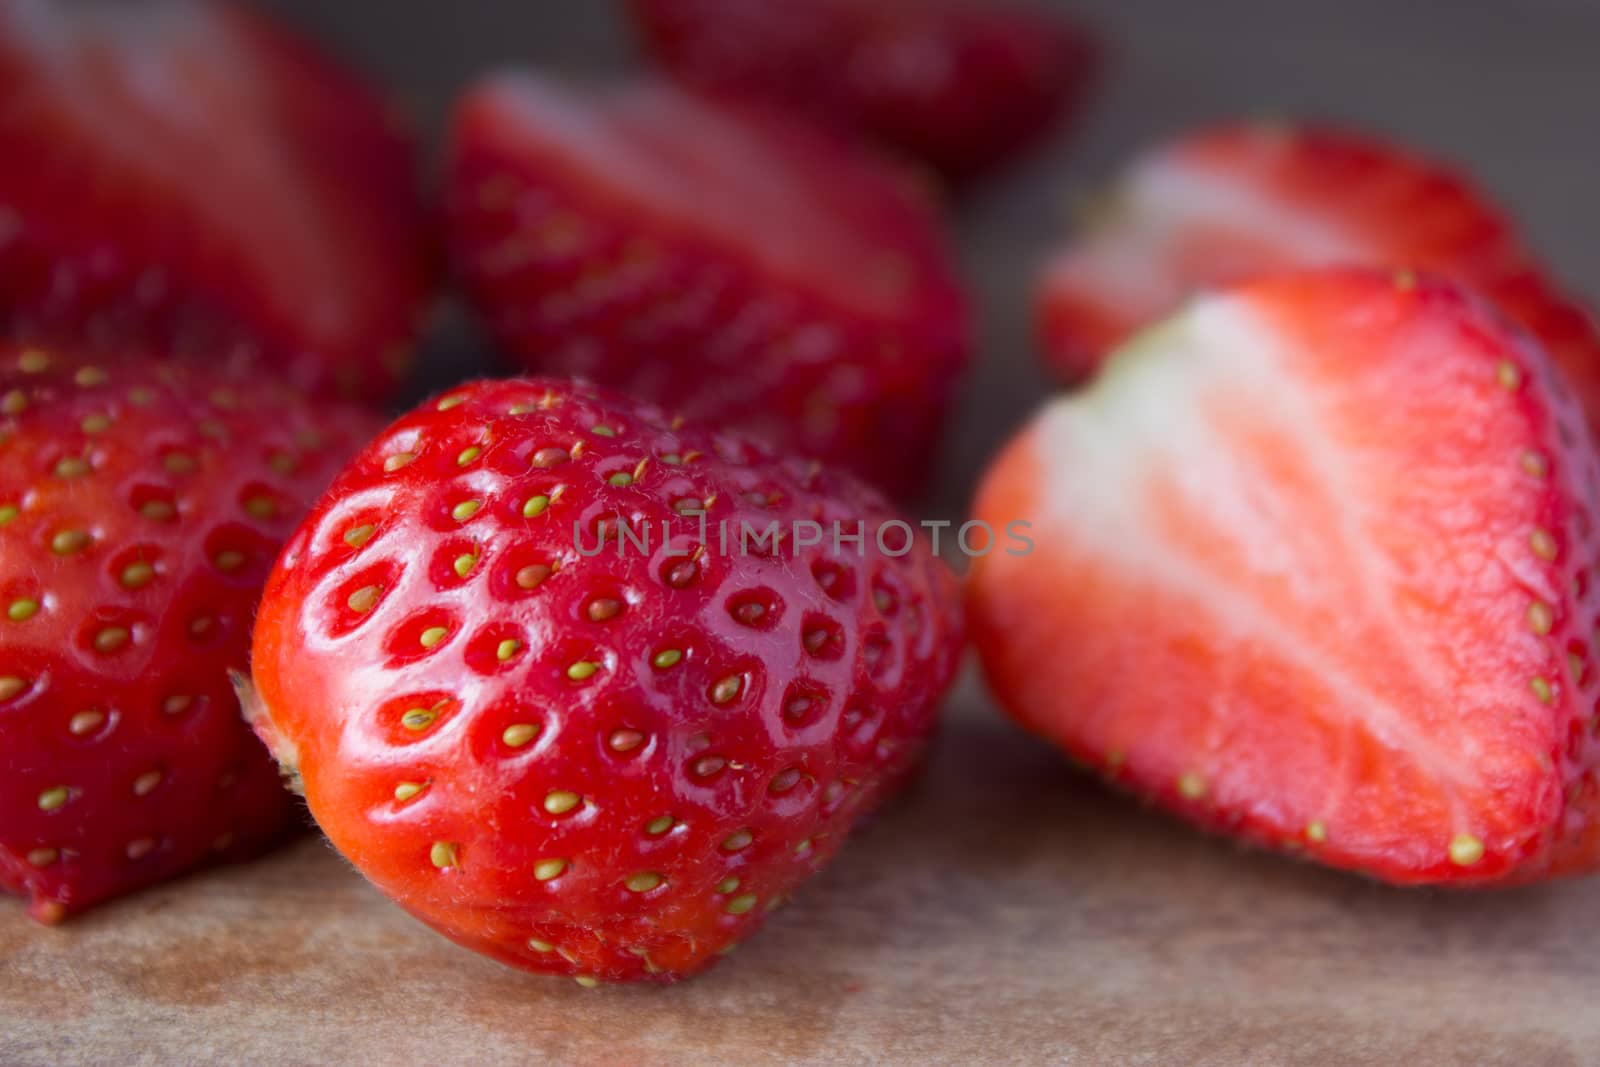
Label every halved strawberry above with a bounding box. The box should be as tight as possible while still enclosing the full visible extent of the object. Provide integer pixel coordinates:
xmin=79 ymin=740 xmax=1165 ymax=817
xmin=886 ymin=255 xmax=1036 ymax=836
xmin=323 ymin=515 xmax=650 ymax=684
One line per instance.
xmin=974 ymin=268 xmax=1600 ymax=885
xmin=1038 ymin=123 xmax=1600 ymax=437
xmin=0 ymin=0 xmax=433 ymax=402
xmin=627 ymin=0 xmax=1099 ymax=184
xmin=446 ymin=75 xmax=967 ymax=499
xmin=0 ymin=344 xmax=382 ymax=921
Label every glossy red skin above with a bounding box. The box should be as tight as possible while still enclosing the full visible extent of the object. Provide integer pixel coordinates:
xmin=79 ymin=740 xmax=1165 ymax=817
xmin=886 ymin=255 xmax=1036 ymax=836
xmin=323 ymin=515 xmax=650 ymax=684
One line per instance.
xmin=249 ymin=378 xmax=964 ymax=982
xmin=0 ymin=0 xmax=433 ymax=403
xmin=445 ymin=76 xmax=968 ymax=500
xmin=627 ymin=0 xmax=1098 ymax=184
xmin=1038 ymin=125 xmax=1600 ymax=442
xmin=0 ymin=345 xmax=381 ymax=922
xmin=975 ymin=270 xmax=1600 ymax=885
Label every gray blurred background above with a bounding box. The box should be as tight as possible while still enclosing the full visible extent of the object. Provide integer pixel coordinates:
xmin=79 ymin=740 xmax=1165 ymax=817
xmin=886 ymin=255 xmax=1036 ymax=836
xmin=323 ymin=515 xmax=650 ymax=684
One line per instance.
xmin=260 ymin=0 xmax=1600 ymax=516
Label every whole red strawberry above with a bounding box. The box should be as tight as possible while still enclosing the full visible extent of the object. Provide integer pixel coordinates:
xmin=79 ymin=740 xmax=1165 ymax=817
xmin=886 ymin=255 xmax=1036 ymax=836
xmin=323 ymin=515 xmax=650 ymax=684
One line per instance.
xmin=245 ymin=378 xmax=964 ymax=982
xmin=974 ymin=269 xmax=1600 ymax=886
xmin=628 ymin=0 xmax=1099 ymax=184
xmin=0 ymin=0 xmax=433 ymax=402
xmin=445 ymin=74 xmax=968 ymax=499
xmin=0 ymin=345 xmax=382 ymax=922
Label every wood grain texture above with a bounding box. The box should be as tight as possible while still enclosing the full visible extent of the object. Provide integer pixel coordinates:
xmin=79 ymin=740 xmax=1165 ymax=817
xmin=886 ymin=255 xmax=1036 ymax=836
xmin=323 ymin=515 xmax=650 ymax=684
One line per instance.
xmin=6 ymin=0 xmax=1600 ymax=1063
xmin=4 ymin=678 xmax=1598 ymax=1066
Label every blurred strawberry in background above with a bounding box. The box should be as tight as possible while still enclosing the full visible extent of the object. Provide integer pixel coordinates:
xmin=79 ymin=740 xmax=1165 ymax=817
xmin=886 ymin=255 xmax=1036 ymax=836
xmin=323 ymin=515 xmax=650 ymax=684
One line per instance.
xmin=1038 ymin=123 xmax=1600 ymax=439
xmin=0 ymin=0 xmax=434 ymax=404
xmin=446 ymin=74 xmax=968 ymax=499
xmin=627 ymin=0 xmax=1099 ymax=186
xmin=0 ymin=346 xmax=381 ymax=922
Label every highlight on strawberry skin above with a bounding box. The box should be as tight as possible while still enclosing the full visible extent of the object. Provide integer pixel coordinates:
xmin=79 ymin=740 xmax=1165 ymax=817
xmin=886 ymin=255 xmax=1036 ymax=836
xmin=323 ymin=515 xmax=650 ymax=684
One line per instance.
xmin=0 ymin=344 xmax=384 ymax=923
xmin=245 ymin=377 xmax=966 ymax=982
xmin=0 ymin=0 xmax=434 ymax=404
xmin=627 ymin=0 xmax=1100 ymax=185
xmin=445 ymin=73 xmax=968 ymax=499
xmin=1037 ymin=122 xmax=1600 ymax=434
xmin=974 ymin=267 xmax=1600 ymax=887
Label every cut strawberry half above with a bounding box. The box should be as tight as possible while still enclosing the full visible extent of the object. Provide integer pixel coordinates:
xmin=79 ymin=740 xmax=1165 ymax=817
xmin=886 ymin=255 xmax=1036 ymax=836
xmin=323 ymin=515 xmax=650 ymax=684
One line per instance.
xmin=975 ymin=268 xmax=1600 ymax=885
xmin=0 ymin=0 xmax=433 ymax=402
xmin=446 ymin=74 xmax=968 ymax=498
xmin=627 ymin=0 xmax=1100 ymax=184
xmin=1038 ymin=123 xmax=1600 ymax=438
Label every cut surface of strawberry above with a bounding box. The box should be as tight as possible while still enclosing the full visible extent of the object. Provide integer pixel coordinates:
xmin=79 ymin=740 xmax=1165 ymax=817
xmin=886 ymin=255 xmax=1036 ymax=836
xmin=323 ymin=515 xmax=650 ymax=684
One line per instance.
xmin=447 ymin=74 xmax=968 ymax=499
xmin=0 ymin=344 xmax=381 ymax=921
xmin=977 ymin=269 xmax=1600 ymax=885
xmin=0 ymin=0 xmax=432 ymax=402
xmin=1039 ymin=123 xmax=1600 ymax=436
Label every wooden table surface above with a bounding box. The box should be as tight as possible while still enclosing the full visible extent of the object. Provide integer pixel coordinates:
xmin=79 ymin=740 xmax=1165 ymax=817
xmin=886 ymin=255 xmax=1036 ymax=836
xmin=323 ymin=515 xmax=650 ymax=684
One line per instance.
xmin=6 ymin=1 xmax=1600 ymax=1064
xmin=7 ymin=676 xmax=1600 ymax=1067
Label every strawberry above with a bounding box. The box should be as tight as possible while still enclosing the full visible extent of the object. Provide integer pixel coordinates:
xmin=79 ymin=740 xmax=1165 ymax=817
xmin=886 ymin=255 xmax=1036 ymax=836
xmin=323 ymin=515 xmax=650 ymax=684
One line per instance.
xmin=445 ymin=74 xmax=968 ymax=499
xmin=0 ymin=345 xmax=381 ymax=922
xmin=244 ymin=377 xmax=963 ymax=982
xmin=0 ymin=0 xmax=433 ymax=402
xmin=1038 ymin=123 xmax=1600 ymax=437
xmin=972 ymin=268 xmax=1600 ymax=886
xmin=627 ymin=0 xmax=1099 ymax=184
